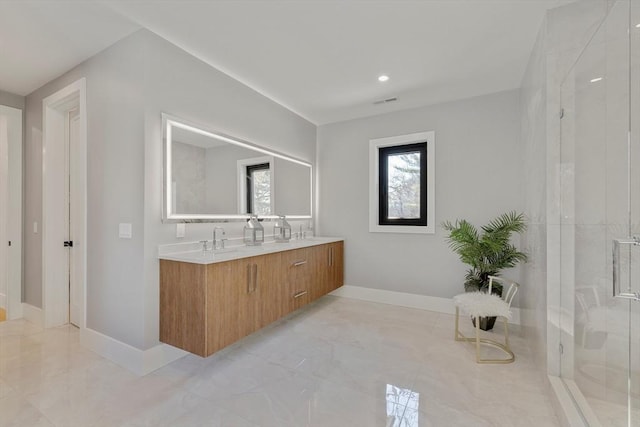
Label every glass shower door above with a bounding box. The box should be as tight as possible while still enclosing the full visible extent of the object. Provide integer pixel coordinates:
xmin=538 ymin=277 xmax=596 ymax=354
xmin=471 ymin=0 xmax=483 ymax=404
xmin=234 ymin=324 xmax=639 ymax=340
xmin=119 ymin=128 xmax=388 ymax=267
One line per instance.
xmin=559 ymin=1 xmax=640 ymax=425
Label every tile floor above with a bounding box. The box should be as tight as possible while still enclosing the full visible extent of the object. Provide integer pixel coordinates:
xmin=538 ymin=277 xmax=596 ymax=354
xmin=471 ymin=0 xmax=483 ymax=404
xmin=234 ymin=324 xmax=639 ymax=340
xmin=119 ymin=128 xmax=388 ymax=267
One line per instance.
xmin=0 ymin=296 xmax=560 ymax=427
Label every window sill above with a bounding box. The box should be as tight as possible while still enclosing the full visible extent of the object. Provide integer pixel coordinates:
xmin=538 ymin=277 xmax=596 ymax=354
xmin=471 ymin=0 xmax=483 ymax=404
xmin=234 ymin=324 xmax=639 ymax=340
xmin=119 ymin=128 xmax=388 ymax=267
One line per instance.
xmin=369 ymin=224 xmax=435 ymax=234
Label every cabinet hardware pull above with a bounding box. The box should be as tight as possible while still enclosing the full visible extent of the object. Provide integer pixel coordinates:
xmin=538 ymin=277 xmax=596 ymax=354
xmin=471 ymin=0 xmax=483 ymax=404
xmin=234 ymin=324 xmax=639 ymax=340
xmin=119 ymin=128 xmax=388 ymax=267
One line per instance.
xmin=252 ymin=263 xmax=258 ymax=292
xmin=293 ymin=291 xmax=308 ymax=299
xmin=329 ymin=247 xmax=333 ymax=267
xmin=246 ymin=264 xmax=252 ymax=293
xmin=293 ymin=260 xmax=307 ymax=267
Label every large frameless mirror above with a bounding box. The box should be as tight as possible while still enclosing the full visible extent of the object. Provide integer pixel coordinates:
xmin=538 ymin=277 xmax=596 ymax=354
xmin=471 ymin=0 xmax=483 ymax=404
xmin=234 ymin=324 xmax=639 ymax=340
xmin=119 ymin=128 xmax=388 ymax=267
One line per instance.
xmin=163 ymin=114 xmax=312 ymax=222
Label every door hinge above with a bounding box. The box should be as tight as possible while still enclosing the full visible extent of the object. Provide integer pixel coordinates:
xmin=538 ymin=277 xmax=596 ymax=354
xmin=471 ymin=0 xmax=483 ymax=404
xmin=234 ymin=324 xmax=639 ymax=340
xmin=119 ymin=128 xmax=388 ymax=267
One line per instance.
xmin=559 ymin=108 xmax=565 ymax=119
xmin=559 ymin=343 xmax=564 ymax=355
xmin=64 ymin=241 xmax=73 ymax=248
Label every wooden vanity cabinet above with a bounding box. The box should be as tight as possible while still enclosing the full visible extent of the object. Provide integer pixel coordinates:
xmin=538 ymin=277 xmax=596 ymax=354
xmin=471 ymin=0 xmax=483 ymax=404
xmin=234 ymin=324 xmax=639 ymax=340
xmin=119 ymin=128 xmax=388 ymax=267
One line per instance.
xmin=281 ymin=247 xmax=312 ymax=314
xmin=328 ymin=241 xmax=344 ymax=292
xmin=160 ymin=241 xmax=344 ymax=357
xmin=309 ymin=241 xmax=343 ymax=300
xmin=206 ymin=253 xmax=282 ymax=354
xmin=159 ymin=260 xmax=208 ymax=356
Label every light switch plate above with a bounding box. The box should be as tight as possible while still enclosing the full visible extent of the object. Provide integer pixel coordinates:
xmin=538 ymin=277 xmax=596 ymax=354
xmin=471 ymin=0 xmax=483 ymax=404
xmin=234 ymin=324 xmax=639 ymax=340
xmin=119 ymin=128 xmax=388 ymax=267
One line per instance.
xmin=176 ymin=223 xmax=186 ymax=238
xmin=33 ymin=221 xmax=38 ymax=234
xmin=119 ymin=223 xmax=132 ymax=239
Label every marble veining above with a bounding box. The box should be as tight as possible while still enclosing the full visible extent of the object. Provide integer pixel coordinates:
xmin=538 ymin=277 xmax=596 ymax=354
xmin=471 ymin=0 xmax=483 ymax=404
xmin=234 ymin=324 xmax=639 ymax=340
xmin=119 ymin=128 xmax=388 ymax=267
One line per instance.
xmin=0 ymin=296 xmax=559 ymax=426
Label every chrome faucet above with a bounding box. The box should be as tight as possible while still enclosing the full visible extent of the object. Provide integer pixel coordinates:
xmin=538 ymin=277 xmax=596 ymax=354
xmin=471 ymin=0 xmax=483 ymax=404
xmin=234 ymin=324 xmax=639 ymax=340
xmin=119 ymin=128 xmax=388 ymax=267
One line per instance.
xmin=213 ymin=227 xmax=226 ymax=250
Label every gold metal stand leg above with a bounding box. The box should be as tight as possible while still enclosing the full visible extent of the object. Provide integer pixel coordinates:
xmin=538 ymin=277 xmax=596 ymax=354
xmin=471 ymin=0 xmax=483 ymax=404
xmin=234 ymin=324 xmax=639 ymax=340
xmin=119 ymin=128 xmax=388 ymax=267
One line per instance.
xmin=453 ymin=308 xmax=515 ymax=364
xmin=475 ymin=316 xmax=481 ymax=363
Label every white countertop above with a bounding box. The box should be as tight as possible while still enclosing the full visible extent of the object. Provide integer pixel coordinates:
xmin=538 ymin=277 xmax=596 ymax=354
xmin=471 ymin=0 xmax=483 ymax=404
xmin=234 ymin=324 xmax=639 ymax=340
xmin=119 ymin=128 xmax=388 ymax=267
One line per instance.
xmin=158 ymin=236 xmax=343 ymax=265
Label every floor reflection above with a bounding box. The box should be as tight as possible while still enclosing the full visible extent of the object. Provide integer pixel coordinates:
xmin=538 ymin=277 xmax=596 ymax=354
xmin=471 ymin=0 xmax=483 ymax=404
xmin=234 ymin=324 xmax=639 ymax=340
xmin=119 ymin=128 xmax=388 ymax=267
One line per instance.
xmin=386 ymin=384 xmax=419 ymax=426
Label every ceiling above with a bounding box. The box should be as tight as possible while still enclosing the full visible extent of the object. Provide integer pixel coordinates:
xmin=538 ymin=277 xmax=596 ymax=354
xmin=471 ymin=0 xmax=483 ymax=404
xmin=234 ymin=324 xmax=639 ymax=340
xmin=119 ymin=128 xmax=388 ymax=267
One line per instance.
xmin=0 ymin=0 xmax=574 ymax=125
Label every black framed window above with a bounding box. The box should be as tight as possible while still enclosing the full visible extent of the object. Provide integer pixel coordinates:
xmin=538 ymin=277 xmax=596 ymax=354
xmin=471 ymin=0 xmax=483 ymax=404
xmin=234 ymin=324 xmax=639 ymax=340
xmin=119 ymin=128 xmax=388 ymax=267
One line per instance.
xmin=378 ymin=142 xmax=427 ymax=226
xmin=246 ymin=163 xmax=271 ymax=215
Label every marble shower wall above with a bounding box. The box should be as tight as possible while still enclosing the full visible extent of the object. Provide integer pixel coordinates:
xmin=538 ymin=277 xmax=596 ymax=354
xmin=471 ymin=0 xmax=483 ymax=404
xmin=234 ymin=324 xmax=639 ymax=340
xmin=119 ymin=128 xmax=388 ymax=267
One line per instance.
xmin=565 ymin=2 xmax=640 ymax=416
xmin=519 ymin=0 xmax=609 ymax=376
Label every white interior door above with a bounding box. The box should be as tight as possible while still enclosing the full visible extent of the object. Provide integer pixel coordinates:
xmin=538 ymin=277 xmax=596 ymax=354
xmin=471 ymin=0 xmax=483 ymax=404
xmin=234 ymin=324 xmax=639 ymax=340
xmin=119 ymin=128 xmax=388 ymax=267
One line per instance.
xmin=67 ymin=109 xmax=79 ymax=327
xmin=0 ymin=105 xmax=22 ymax=321
xmin=43 ymin=78 xmax=86 ymax=330
xmin=0 ymin=115 xmax=8 ymax=314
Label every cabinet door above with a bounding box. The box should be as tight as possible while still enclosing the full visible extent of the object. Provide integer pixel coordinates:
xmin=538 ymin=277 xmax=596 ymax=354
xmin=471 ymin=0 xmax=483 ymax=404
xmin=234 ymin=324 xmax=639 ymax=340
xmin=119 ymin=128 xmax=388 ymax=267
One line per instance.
xmin=309 ymin=244 xmax=330 ymax=301
xmin=160 ymin=260 xmax=207 ymax=356
xmin=206 ymin=258 xmax=259 ymax=355
xmin=255 ymin=252 xmax=283 ymax=328
xmin=328 ymin=241 xmax=344 ymax=292
xmin=281 ymin=248 xmax=312 ymax=314
xmin=308 ymin=242 xmax=344 ymax=301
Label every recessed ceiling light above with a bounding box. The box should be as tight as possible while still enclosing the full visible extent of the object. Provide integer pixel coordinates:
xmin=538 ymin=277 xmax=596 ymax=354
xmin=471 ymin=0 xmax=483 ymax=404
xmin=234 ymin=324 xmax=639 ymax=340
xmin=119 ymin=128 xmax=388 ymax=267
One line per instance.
xmin=378 ymin=75 xmax=389 ymax=82
xmin=590 ymin=77 xmax=603 ymax=83
xmin=636 ymin=23 xmax=640 ymax=28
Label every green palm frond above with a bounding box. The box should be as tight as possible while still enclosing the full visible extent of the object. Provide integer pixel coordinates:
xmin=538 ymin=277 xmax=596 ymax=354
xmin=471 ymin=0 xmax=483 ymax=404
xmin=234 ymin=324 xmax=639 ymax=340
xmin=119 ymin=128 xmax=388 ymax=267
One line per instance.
xmin=442 ymin=211 xmax=528 ymax=294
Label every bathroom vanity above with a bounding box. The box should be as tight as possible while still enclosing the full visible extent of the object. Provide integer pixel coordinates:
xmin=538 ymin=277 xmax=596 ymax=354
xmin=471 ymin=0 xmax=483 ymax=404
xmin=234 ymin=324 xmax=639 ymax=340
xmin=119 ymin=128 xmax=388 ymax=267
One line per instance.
xmin=159 ymin=238 xmax=343 ymax=357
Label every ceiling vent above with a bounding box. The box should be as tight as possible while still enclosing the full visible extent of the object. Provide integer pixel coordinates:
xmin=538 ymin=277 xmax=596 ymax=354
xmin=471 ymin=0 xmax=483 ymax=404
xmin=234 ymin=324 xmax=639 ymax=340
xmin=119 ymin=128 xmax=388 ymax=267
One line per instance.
xmin=373 ymin=97 xmax=398 ymax=105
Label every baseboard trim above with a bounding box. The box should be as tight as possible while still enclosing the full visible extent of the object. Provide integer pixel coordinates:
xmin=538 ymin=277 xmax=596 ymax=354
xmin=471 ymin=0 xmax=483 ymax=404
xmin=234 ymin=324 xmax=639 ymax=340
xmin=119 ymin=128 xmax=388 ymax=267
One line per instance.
xmin=22 ymin=303 xmax=43 ymax=327
xmin=80 ymin=327 xmax=188 ymax=376
xmin=330 ymin=285 xmax=521 ymax=325
xmin=8 ymin=301 xmax=22 ymax=320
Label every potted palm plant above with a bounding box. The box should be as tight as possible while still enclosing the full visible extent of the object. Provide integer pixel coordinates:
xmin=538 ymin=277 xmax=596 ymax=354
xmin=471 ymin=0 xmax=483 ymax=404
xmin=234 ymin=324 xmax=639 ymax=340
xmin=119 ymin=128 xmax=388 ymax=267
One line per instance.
xmin=442 ymin=211 xmax=527 ymax=330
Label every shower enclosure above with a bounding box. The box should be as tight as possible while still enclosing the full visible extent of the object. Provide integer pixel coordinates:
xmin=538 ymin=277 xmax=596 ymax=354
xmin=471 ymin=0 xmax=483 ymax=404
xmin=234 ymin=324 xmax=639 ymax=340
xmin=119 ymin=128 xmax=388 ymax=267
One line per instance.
xmin=559 ymin=1 xmax=640 ymax=425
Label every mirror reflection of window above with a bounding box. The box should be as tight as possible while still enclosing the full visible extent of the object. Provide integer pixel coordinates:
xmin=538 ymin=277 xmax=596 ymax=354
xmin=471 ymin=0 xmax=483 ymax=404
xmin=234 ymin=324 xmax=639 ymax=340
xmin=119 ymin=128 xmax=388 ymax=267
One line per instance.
xmin=246 ymin=163 xmax=271 ymax=215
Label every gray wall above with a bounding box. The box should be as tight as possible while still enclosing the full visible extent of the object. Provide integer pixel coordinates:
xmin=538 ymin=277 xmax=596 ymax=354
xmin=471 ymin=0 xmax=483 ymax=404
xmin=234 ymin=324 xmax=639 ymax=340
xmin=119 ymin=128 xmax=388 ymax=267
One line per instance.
xmin=25 ymin=33 xmax=147 ymax=345
xmin=24 ymin=29 xmax=316 ymax=350
xmin=317 ymin=90 xmax=523 ymax=299
xmin=0 ymin=90 xmax=25 ymax=110
xmin=274 ymin=157 xmax=311 ymax=216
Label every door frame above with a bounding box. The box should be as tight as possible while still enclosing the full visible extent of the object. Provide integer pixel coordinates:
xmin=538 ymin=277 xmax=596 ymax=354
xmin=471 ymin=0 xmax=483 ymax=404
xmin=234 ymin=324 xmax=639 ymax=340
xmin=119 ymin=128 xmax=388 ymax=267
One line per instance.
xmin=42 ymin=78 xmax=87 ymax=329
xmin=0 ymin=105 xmax=22 ymax=320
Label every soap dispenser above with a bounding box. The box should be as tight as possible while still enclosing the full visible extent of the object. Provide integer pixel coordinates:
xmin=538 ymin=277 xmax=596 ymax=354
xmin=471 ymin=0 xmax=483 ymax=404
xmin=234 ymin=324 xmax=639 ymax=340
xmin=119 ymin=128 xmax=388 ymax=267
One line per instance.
xmin=244 ymin=215 xmax=264 ymax=246
xmin=273 ymin=216 xmax=292 ymax=243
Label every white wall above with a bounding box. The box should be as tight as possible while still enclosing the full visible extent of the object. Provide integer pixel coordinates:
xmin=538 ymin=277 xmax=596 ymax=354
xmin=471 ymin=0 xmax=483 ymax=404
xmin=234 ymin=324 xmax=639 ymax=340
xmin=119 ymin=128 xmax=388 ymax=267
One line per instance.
xmin=317 ymin=90 xmax=523 ymax=299
xmin=24 ymin=30 xmax=316 ymax=350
